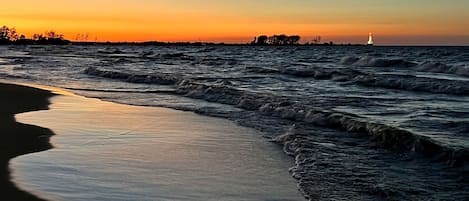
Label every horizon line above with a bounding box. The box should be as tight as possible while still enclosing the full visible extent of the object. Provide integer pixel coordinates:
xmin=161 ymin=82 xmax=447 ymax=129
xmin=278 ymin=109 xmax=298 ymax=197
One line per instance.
xmin=2 ymin=25 xmax=468 ymax=45
xmin=53 ymin=40 xmax=469 ymax=47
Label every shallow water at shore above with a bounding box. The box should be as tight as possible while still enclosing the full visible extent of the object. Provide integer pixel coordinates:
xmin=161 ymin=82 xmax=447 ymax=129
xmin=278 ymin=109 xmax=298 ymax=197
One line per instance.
xmin=13 ymin=94 xmax=303 ymax=201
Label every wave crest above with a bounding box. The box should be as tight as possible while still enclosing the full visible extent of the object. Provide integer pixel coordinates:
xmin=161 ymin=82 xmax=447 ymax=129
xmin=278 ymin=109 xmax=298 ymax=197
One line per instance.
xmin=84 ymin=67 xmax=179 ymax=85
xmin=340 ymin=56 xmax=417 ymax=67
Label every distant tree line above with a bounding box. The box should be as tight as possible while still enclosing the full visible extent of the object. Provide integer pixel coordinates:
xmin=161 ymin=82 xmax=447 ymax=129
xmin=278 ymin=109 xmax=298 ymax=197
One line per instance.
xmin=1 ymin=25 xmax=362 ymax=46
xmin=251 ymin=34 xmax=301 ymax=45
xmin=0 ymin=25 xmax=70 ymax=45
xmin=250 ymin=34 xmax=343 ymax=46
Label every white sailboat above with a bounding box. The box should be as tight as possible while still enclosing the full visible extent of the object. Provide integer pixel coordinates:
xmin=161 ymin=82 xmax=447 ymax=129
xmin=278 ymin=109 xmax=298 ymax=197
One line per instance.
xmin=367 ymin=33 xmax=374 ymax=46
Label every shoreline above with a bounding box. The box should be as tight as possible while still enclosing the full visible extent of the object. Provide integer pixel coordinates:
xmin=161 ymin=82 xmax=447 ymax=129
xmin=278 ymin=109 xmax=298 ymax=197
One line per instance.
xmin=11 ymin=83 xmax=304 ymax=200
xmin=0 ymin=82 xmax=54 ymax=201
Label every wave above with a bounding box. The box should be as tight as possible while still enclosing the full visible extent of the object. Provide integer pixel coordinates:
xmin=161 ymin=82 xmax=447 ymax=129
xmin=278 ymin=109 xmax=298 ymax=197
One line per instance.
xmin=245 ymin=66 xmax=280 ymax=74
xmin=416 ymin=62 xmax=469 ymax=77
xmin=63 ymin=87 xmax=177 ymax=94
xmin=175 ymin=80 xmax=468 ymax=167
xmin=97 ymin=48 xmax=125 ymax=54
xmin=340 ymin=56 xmax=469 ymax=78
xmin=83 ymin=67 xmax=468 ymax=168
xmin=84 ymin=67 xmax=179 ymax=85
xmin=280 ymin=66 xmax=347 ymax=79
xmin=278 ymin=66 xmax=469 ymax=95
xmin=272 ymin=124 xmax=468 ymax=200
xmin=352 ymin=73 xmax=469 ymax=95
xmin=191 ymin=57 xmax=239 ymax=66
xmin=156 ymin=53 xmax=192 ymax=60
xmin=0 ymin=72 xmax=33 ymax=80
xmin=340 ymin=56 xmax=417 ymax=67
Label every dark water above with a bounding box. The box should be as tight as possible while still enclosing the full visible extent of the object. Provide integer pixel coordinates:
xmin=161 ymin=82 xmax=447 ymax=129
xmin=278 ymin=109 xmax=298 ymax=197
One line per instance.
xmin=0 ymin=45 xmax=468 ymax=200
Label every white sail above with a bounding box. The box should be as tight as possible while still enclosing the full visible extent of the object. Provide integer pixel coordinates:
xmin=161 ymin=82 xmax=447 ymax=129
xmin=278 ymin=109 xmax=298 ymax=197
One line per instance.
xmin=367 ymin=33 xmax=374 ymax=45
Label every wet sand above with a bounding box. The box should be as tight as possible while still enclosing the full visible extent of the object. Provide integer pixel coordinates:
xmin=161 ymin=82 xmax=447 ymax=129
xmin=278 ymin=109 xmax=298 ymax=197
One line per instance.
xmin=0 ymin=83 xmax=54 ymax=201
xmin=6 ymin=84 xmax=303 ymax=200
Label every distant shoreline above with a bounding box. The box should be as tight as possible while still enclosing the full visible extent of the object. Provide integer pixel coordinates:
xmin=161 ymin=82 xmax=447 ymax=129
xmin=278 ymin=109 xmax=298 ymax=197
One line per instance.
xmin=1 ymin=41 xmax=468 ymax=47
xmin=1 ymin=40 xmax=368 ymax=46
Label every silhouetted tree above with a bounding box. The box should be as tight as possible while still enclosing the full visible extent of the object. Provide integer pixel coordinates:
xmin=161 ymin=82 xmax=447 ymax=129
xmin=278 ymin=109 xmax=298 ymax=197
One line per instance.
xmin=0 ymin=26 xmax=18 ymax=43
xmin=286 ymin=35 xmax=301 ymax=45
xmin=251 ymin=35 xmax=268 ymax=45
xmin=33 ymin=34 xmax=45 ymax=41
xmin=0 ymin=26 xmax=8 ymax=43
xmin=268 ymin=35 xmax=284 ymax=45
xmin=15 ymin=34 xmax=34 ymax=45
xmin=255 ymin=34 xmax=300 ymax=45
xmin=267 ymin=36 xmax=275 ymax=45
xmin=30 ymin=31 xmax=69 ymax=44
xmin=46 ymin=31 xmax=60 ymax=40
xmin=268 ymin=35 xmax=281 ymax=45
xmin=257 ymin=35 xmax=268 ymax=44
xmin=279 ymin=34 xmax=289 ymax=45
xmin=8 ymin=28 xmax=18 ymax=41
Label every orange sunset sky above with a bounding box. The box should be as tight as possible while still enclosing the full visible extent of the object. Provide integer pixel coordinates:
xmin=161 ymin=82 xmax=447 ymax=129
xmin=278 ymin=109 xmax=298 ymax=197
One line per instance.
xmin=1 ymin=0 xmax=468 ymax=45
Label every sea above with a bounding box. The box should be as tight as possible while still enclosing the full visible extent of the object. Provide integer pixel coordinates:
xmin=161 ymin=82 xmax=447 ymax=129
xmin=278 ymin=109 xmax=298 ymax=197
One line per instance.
xmin=0 ymin=45 xmax=468 ymax=200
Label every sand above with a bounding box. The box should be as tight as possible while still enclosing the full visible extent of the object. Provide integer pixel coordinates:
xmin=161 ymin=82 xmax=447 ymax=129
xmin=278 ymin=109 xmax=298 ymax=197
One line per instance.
xmin=2 ymin=83 xmax=303 ymax=201
xmin=0 ymin=83 xmax=54 ymax=201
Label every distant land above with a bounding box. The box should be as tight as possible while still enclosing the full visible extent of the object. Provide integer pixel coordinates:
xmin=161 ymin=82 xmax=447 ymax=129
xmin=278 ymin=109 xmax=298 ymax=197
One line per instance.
xmin=3 ymin=25 xmax=467 ymax=46
xmin=1 ymin=25 xmax=371 ymax=46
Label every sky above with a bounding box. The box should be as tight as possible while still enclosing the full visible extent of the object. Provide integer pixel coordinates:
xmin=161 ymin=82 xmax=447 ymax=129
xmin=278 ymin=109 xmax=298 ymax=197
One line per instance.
xmin=1 ymin=0 xmax=468 ymax=45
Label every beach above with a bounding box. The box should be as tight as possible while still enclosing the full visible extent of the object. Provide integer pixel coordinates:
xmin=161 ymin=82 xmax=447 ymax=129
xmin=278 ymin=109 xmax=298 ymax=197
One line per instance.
xmin=0 ymin=83 xmax=54 ymax=201
xmin=3 ymin=82 xmax=303 ymax=201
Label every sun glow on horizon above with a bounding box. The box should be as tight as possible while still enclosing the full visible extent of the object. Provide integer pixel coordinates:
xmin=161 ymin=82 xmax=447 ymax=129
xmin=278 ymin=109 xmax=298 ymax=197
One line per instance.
xmin=1 ymin=0 xmax=468 ymax=45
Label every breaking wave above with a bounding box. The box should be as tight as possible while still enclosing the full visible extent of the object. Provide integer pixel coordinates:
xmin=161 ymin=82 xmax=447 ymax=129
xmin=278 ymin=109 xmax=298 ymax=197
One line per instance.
xmin=84 ymin=67 xmax=179 ymax=85
xmin=83 ymin=67 xmax=469 ymax=168
xmin=341 ymin=56 xmax=469 ymax=77
xmin=416 ymin=62 xmax=469 ymax=77
xmin=340 ymin=56 xmax=417 ymax=67
xmin=279 ymin=65 xmax=469 ymax=95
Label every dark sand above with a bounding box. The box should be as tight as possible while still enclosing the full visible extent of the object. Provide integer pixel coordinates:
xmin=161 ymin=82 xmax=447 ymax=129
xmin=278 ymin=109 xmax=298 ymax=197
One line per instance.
xmin=0 ymin=83 xmax=54 ymax=201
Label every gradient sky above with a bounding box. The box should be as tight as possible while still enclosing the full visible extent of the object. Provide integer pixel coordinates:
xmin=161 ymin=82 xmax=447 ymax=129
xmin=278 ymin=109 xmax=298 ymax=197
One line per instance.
xmin=1 ymin=0 xmax=468 ymax=45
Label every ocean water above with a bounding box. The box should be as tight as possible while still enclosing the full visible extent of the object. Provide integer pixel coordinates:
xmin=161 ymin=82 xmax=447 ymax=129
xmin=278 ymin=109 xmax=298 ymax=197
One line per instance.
xmin=1 ymin=45 xmax=468 ymax=200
